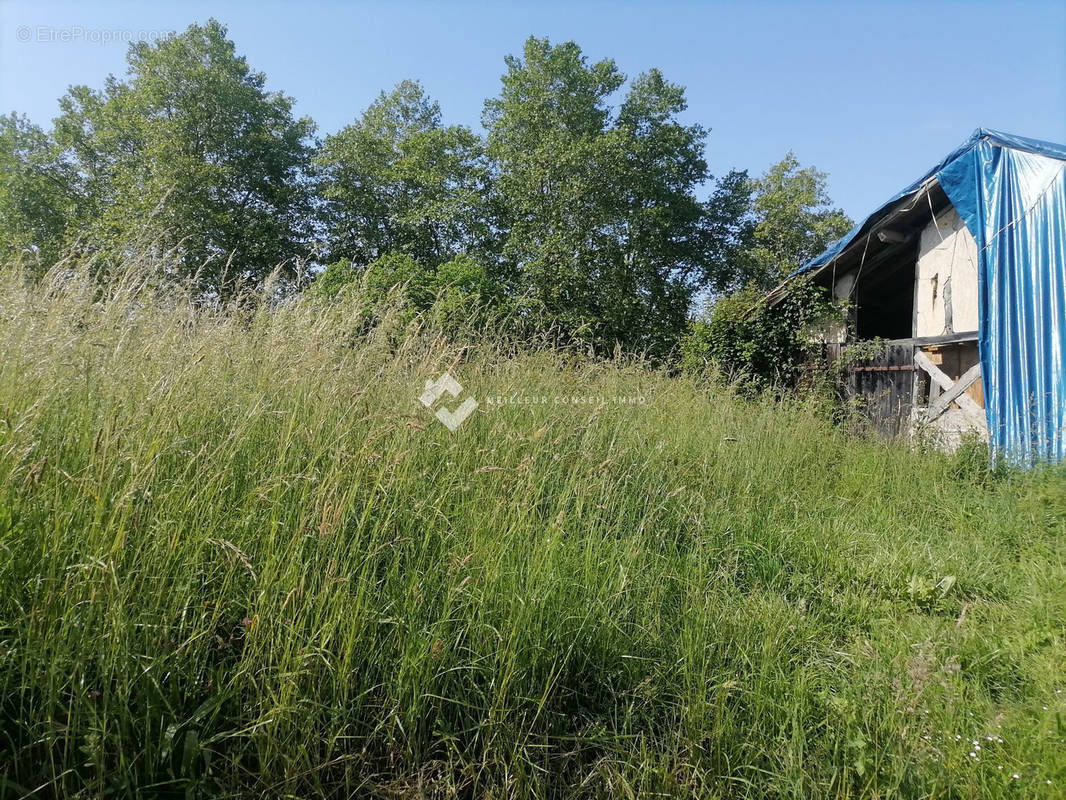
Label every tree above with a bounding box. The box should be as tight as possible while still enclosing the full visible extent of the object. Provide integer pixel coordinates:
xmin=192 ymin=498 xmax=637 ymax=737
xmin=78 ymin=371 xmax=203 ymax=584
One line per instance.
xmin=682 ymin=154 xmax=852 ymax=385
xmin=605 ymin=69 xmax=721 ymax=353
xmin=699 ymin=169 xmax=756 ymax=293
xmin=0 ymin=114 xmax=74 ymax=271
xmin=483 ymin=37 xmax=717 ymax=358
xmin=744 ymin=153 xmax=852 ymax=289
xmin=317 ymin=81 xmax=492 ymax=269
xmin=53 ymin=19 xmax=316 ymax=295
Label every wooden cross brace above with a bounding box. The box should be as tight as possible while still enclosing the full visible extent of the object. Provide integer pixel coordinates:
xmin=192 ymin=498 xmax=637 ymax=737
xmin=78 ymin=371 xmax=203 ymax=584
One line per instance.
xmin=913 ymin=351 xmax=986 ymax=429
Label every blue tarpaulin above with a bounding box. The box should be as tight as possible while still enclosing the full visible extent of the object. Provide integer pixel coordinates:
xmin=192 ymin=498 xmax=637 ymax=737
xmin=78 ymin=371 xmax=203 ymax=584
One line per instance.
xmin=796 ymin=129 xmax=1066 ymax=465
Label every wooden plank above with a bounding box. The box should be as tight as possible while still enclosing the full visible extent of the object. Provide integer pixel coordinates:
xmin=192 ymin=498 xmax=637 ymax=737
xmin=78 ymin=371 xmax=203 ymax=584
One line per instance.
xmin=888 ymin=331 xmax=979 ymax=347
xmin=850 ymin=365 xmax=915 ymax=373
xmin=913 ymin=351 xmax=986 ymax=428
xmin=842 ymin=342 xmax=915 ymax=438
xmin=924 ymin=362 xmax=982 ymax=421
xmin=910 ymin=341 xmax=922 ymax=434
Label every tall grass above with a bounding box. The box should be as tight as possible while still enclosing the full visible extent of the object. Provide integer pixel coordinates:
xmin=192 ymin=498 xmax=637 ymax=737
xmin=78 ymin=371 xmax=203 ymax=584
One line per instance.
xmin=0 ymin=264 xmax=1063 ymax=798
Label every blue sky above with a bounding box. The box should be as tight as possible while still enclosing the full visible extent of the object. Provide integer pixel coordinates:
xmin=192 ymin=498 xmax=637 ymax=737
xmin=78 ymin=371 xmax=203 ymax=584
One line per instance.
xmin=2 ymin=0 xmax=1064 ymax=219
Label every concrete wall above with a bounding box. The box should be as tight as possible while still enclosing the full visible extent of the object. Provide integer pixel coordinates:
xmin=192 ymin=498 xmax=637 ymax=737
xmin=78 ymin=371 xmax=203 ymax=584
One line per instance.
xmin=913 ymin=206 xmax=979 ymax=337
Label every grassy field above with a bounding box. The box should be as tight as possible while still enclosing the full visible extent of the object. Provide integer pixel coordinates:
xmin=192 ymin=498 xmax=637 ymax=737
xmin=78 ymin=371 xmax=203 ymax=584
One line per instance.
xmin=0 ymin=268 xmax=1064 ymax=799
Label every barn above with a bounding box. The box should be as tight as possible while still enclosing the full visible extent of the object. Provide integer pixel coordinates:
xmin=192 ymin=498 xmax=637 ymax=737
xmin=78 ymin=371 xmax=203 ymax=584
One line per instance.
xmin=766 ymin=129 xmax=1066 ymax=465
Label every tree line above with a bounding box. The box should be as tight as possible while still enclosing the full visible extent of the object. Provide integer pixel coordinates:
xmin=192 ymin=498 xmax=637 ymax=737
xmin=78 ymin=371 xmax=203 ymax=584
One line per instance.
xmin=0 ymin=19 xmax=852 ymax=362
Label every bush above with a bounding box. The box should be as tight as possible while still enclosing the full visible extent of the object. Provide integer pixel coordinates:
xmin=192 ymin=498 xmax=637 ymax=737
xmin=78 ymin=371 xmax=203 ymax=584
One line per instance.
xmin=311 ymin=251 xmax=542 ymax=343
xmin=681 ymin=276 xmax=843 ymax=391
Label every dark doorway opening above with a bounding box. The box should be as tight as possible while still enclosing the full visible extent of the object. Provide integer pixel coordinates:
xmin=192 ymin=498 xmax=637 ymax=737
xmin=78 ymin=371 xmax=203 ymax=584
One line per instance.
xmin=853 ymin=252 xmax=916 ymax=340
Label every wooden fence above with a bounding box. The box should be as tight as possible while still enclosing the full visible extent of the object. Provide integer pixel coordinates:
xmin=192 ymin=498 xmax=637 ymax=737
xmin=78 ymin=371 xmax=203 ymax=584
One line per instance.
xmin=835 ymin=332 xmax=985 ymax=442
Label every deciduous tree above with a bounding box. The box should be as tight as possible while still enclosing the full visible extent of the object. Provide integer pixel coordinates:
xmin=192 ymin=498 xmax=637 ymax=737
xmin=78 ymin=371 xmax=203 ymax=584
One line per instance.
xmin=744 ymin=153 xmax=852 ymax=289
xmin=54 ymin=20 xmax=316 ymax=295
xmin=317 ymin=81 xmax=492 ymax=270
xmin=484 ymin=37 xmax=717 ymax=357
xmin=0 ymin=114 xmax=74 ymax=271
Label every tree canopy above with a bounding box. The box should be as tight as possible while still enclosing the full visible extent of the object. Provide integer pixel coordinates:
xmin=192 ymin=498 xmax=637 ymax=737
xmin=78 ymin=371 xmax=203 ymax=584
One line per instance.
xmin=743 ymin=152 xmax=853 ymax=289
xmin=0 ymin=114 xmax=74 ymax=271
xmin=1 ymin=23 xmax=854 ymax=364
xmin=483 ymin=38 xmax=718 ymax=357
xmin=318 ymin=80 xmax=493 ymax=269
xmin=52 ymin=19 xmax=316 ymax=295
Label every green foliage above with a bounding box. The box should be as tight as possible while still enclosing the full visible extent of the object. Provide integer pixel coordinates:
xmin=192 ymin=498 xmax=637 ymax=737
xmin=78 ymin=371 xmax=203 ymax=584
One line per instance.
xmin=744 ymin=152 xmax=853 ymax=289
xmin=52 ymin=19 xmax=316 ymax=295
xmin=309 ymin=256 xmax=356 ymax=300
xmin=5 ymin=24 xmax=858 ymax=364
xmin=430 ymin=252 xmax=498 ymax=306
xmin=361 ymin=250 xmax=435 ymax=308
xmin=6 ymin=23 xmax=865 ymax=367
xmin=682 ymin=276 xmax=843 ymax=389
xmin=0 ymin=265 xmax=1063 ymax=797
xmin=312 ymin=251 xmax=511 ymax=336
xmin=682 ymin=152 xmax=853 ymax=391
xmin=0 ymin=113 xmax=74 ymax=271
xmin=701 ymin=168 xmax=759 ymax=294
xmin=484 ymin=37 xmax=717 ymax=359
xmin=317 ymin=80 xmax=493 ymax=268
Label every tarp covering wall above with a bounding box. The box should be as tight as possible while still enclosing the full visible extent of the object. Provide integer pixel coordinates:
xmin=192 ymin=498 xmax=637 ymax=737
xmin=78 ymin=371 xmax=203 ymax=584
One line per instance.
xmin=938 ymin=135 xmax=1066 ymax=465
xmin=796 ymin=130 xmax=1066 ymax=465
